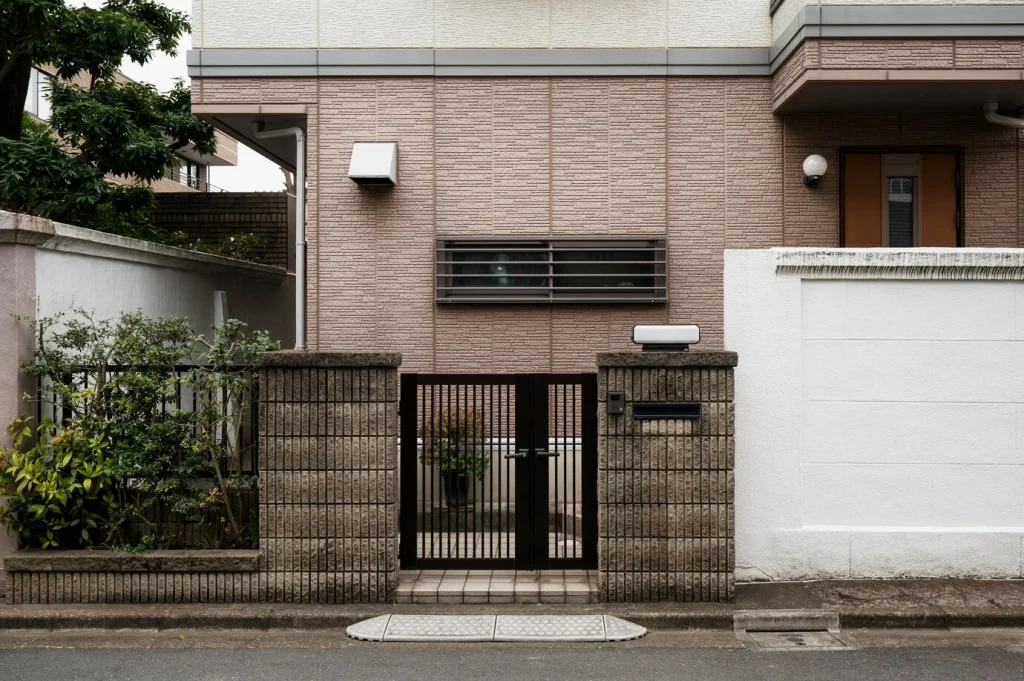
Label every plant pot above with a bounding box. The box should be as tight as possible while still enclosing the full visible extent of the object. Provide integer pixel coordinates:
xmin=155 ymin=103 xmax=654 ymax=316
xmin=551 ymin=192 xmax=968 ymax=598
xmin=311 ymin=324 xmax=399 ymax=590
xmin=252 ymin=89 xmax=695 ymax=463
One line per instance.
xmin=441 ymin=471 xmax=469 ymax=508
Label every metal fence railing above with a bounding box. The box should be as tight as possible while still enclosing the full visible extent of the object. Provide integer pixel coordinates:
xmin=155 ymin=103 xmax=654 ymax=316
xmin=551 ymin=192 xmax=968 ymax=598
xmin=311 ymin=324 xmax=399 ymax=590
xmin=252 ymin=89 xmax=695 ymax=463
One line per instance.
xmin=34 ymin=364 xmax=260 ymax=548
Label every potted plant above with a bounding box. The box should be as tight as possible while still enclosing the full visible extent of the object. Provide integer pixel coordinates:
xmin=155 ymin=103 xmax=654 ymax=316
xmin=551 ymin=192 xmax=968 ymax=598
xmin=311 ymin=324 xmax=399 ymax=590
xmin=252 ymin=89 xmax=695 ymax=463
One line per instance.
xmin=418 ymin=408 xmax=489 ymax=508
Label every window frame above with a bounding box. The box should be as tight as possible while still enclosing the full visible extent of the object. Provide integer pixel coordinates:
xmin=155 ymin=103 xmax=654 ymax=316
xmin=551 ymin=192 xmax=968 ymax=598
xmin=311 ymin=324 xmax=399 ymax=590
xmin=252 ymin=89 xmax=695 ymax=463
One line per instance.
xmin=435 ymin=237 xmax=668 ymax=304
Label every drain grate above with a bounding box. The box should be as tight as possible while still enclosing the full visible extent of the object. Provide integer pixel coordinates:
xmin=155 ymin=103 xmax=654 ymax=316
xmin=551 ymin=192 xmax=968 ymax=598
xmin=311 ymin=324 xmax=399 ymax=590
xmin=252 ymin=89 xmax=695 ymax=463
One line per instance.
xmin=746 ymin=630 xmax=851 ymax=650
xmin=733 ymin=609 xmax=857 ymax=651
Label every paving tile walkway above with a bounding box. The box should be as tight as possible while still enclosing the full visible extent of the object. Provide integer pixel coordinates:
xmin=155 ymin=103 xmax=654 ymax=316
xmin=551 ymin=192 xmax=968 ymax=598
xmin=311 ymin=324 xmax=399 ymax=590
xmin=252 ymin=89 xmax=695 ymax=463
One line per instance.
xmin=396 ymin=570 xmax=598 ymax=605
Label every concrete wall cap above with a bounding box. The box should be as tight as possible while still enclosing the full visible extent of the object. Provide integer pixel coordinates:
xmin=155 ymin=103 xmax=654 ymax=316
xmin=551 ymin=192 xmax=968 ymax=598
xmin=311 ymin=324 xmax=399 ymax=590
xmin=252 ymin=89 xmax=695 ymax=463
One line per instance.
xmin=3 ymin=549 xmax=260 ymax=573
xmin=597 ymin=351 xmax=738 ymax=368
xmin=0 ymin=209 xmax=57 ymax=245
xmin=256 ymin=350 xmax=402 ymax=368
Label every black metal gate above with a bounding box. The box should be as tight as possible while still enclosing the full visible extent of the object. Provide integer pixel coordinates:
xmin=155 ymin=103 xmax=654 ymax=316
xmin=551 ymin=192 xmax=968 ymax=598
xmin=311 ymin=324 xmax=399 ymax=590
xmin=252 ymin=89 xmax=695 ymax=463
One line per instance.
xmin=399 ymin=373 xmax=597 ymax=570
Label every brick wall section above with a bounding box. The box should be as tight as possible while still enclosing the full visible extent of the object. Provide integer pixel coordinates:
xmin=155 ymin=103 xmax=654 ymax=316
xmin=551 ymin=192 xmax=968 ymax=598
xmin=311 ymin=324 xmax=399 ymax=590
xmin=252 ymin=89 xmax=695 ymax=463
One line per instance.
xmin=597 ymin=352 xmax=736 ymax=603
xmin=257 ymin=351 xmax=400 ymax=604
xmin=152 ymin=192 xmax=290 ymax=268
xmin=194 ymin=70 xmax=1024 ymax=368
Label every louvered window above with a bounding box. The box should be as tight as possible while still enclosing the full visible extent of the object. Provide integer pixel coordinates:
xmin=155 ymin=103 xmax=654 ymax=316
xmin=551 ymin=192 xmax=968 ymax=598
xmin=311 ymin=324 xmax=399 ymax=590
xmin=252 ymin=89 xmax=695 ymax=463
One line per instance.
xmin=436 ymin=238 xmax=667 ymax=304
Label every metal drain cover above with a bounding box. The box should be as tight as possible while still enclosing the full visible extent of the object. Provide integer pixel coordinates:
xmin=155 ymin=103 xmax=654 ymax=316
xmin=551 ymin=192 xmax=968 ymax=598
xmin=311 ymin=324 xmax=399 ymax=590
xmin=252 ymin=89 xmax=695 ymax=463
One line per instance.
xmin=746 ymin=630 xmax=851 ymax=650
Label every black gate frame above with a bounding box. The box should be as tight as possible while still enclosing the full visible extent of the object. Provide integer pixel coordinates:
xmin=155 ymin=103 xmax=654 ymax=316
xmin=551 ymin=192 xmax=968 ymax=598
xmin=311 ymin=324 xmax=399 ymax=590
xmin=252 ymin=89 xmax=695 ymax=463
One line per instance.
xmin=399 ymin=372 xmax=598 ymax=570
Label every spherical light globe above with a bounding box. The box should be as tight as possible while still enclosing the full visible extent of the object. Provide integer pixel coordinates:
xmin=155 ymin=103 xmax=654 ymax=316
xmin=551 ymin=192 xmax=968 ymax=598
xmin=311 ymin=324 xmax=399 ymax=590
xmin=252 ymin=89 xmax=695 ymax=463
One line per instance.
xmin=802 ymin=154 xmax=828 ymax=178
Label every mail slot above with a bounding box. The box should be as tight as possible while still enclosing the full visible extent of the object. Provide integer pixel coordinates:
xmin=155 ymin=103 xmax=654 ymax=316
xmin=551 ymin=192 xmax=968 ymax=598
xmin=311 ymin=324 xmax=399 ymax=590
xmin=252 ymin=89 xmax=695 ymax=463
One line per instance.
xmin=632 ymin=402 xmax=701 ymax=421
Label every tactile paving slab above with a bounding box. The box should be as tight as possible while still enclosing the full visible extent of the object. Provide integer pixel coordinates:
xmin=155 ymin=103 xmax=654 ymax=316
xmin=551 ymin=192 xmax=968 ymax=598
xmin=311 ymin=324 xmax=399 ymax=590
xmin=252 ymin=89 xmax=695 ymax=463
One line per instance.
xmin=346 ymin=615 xmax=647 ymax=642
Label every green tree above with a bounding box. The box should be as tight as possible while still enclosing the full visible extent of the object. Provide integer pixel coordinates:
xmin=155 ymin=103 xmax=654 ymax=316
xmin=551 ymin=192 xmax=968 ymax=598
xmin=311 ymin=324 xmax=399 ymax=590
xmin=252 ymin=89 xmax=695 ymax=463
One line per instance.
xmin=0 ymin=1 xmax=216 ymax=236
xmin=1 ymin=0 xmax=188 ymax=140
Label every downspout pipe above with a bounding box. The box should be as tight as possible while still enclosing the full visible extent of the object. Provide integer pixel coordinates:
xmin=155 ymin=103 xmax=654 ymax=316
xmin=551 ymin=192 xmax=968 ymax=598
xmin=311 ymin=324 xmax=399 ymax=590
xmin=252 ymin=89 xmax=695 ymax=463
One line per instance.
xmin=983 ymin=103 xmax=1024 ymax=129
xmin=251 ymin=123 xmax=306 ymax=350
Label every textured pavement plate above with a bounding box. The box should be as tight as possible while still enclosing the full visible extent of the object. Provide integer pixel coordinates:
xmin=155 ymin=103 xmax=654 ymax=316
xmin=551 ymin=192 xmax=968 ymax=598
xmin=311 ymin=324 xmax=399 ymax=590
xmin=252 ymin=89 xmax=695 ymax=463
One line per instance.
xmin=345 ymin=615 xmax=647 ymax=642
xmin=383 ymin=615 xmax=496 ymax=642
xmin=603 ymin=615 xmax=648 ymax=641
xmin=345 ymin=615 xmax=391 ymax=642
xmin=494 ymin=615 xmax=605 ymax=642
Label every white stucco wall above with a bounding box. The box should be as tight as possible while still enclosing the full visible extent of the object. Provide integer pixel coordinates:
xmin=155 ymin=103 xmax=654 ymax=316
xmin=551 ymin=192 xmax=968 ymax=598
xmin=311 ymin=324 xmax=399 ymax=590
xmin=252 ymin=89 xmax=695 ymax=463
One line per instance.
xmin=34 ymin=227 xmax=294 ymax=343
xmin=193 ymin=0 xmax=773 ymax=49
xmin=725 ymin=248 xmax=1024 ymax=580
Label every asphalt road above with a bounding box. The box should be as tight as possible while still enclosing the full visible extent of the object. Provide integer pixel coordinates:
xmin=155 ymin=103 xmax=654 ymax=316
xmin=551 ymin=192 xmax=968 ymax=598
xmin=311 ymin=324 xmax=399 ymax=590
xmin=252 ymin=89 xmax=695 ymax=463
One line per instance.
xmin=2 ymin=630 xmax=1024 ymax=681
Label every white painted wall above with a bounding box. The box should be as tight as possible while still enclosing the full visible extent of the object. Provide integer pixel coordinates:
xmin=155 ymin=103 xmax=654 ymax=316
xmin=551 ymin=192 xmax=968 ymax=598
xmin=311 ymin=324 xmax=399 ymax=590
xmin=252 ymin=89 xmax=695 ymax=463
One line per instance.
xmin=725 ymin=248 xmax=1024 ymax=580
xmin=35 ymin=227 xmax=294 ymax=343
xmin=194 ymin=0 xmax=772 ymax=49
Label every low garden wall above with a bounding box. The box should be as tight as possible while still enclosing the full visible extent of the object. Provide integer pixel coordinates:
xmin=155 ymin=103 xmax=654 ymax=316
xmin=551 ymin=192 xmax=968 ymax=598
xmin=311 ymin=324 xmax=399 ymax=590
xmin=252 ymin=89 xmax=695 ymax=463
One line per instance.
xmin=3 ymin=351 xmax=401 ymax=605
xmin=5 ymin=550 xmax=259 ymax=604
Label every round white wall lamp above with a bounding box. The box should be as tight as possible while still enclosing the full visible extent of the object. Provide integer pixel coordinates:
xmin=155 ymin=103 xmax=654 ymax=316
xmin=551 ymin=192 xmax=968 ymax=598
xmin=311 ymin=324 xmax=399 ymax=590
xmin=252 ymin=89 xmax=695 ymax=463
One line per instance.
xmin=802 ymin=154 xmax=828 ymax=187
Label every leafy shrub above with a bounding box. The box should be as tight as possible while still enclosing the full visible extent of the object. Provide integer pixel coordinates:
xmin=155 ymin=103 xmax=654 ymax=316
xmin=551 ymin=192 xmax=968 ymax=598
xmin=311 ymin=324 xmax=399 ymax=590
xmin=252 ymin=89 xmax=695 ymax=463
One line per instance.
xmin=1 ymin=309 xmax=279 ymax=550
xmin=0 ymin=416 xmax=116 ymax=549
xmin=418 ymin=408 xmax=490 ymax=479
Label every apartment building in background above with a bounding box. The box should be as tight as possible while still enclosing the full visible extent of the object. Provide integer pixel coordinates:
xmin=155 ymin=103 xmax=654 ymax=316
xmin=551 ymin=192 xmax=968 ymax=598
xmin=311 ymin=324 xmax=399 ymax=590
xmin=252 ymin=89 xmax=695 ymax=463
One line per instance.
xmin=26 ymin=65 xmax=238 ymax=193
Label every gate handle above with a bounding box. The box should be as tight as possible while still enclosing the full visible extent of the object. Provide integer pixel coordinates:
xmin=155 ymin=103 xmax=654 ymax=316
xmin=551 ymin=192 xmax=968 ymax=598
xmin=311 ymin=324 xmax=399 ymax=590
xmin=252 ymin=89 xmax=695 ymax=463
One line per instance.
xmin=505 ymin=449 xmax=560 ymax=459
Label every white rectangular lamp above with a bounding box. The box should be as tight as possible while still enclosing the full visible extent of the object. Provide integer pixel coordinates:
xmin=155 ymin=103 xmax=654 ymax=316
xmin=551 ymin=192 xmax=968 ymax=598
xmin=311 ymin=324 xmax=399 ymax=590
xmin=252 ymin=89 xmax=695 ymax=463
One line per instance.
xmin=632 ymin=324 xmax=700 ymax=351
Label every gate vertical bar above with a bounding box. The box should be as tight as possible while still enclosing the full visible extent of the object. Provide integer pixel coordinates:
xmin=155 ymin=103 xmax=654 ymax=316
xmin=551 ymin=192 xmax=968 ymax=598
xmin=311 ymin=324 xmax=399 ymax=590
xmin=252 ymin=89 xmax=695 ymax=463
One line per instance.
xmin=399 ymin=373 xmax=418 ymax=569
xmin=530 ymin=374 xmax=550 ymax=569
xmin=581 ymin=373 xmax=598 ymax=567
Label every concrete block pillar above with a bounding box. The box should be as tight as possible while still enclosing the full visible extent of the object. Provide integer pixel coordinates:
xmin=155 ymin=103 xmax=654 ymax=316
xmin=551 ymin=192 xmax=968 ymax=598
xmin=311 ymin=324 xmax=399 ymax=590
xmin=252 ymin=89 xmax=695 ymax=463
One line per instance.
xmin=596 ymin=351 xmax=738 ymax=603
xmin=256 ymin=351 xmax=401 ymax=603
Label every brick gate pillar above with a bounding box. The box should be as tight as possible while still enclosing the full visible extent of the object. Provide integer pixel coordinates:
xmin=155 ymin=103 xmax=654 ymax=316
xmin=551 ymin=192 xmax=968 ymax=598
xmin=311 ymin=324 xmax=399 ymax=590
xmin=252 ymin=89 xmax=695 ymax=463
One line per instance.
xmin=256 ymin=351 xmax=401 ymax=603
xmin=596 ymin=351 xmax=737 ymax=603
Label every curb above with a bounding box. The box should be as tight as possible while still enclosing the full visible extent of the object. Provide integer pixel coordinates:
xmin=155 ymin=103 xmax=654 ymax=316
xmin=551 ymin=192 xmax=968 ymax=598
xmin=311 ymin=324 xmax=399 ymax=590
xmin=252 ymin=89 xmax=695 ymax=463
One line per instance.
xmin=2 ymin=604 xmax=1023 ymax=632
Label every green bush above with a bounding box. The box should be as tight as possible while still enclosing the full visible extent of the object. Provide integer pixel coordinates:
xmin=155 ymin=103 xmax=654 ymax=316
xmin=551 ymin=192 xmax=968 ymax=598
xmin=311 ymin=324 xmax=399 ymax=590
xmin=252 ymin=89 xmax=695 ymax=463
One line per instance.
xmin=418 ymin=408 xmax=490 ymax=479
xmin=0 ymin=415 xmax=117 ymax=549
xmin=0 ymin=309 xmax=279 ymax=550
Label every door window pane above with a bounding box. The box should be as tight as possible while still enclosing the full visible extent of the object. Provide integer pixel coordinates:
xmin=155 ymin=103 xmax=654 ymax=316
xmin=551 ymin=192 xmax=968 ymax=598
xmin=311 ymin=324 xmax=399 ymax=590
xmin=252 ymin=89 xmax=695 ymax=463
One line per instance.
xmin=887 ymin=176 xmax=915 ymax=247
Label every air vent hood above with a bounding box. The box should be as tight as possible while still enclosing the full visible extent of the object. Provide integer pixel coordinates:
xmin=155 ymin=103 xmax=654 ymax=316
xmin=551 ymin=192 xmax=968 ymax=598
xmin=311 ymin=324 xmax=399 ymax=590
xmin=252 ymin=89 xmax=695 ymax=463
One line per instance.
xmin=348 ymin=142 xmax=397 ymax=186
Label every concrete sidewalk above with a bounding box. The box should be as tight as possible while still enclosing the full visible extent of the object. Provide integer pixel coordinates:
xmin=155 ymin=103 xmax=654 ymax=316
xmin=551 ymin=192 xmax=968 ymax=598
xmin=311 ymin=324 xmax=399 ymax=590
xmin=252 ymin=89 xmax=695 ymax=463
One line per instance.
xmin=1 ymin=579 xmax=1022 ymax=632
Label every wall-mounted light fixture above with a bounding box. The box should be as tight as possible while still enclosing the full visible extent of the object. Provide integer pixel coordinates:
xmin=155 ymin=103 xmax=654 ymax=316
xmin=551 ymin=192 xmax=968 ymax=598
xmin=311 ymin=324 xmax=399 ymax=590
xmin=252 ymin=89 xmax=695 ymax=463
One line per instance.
xmin=802 ymin=154 xmax=827 ymax=187
xmin=632 ymin=324 xmax=700 ymax=352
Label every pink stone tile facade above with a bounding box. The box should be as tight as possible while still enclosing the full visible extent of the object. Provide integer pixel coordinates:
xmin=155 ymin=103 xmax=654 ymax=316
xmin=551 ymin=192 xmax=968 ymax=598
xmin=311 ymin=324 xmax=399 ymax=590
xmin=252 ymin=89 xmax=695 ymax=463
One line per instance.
xmin=195 ymin=73 xmax=1024 ymax=369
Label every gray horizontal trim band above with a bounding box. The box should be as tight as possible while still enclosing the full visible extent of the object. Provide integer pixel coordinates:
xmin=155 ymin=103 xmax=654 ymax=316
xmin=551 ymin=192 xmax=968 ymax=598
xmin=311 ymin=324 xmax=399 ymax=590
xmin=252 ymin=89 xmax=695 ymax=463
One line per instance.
xmin=434 ymin=65 xmax=668 ymax=77
xmin=668 ymin=64 xmax=770 ymax=77
xmin=820 ymin=5 xmax=1024 ymax=26
xmin=318 ymin=66 xmax=434 ymax=76
xmin=192 ymin=66 xmax=318 ymax=77
xmin=822 ymin=25 xmax=1024 ymax=39
xmin=668 ymin=47 xmax=769 ymax=66
xmin=198 ymin=48 xmax=318 ymax=66
xmin=435 ymin=48 xmax=666 ymax=66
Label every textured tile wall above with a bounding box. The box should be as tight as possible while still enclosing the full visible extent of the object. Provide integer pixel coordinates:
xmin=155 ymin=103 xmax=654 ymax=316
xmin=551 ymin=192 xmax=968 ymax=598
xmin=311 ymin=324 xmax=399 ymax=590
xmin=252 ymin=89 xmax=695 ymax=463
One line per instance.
xmin=193 ymin=72 xmax=1024 ymax=364
xmin=597 ymin=361 xmax=736 ymax=602
xmin=259 ymin=363 xmax=399 ymax=603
